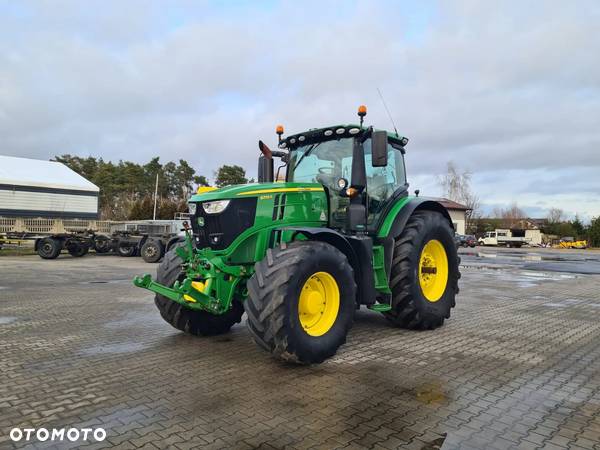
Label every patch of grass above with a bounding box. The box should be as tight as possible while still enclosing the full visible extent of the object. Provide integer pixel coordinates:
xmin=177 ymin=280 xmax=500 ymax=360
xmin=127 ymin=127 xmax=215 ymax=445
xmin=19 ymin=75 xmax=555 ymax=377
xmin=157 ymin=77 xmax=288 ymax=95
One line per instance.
xmin=0 ymin=246 xmax=36 ymax=256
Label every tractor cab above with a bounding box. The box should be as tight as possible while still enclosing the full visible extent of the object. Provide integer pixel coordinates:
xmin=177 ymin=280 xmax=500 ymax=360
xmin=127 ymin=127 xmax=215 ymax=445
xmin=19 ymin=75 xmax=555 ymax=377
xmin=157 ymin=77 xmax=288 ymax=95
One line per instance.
xmin=258 ymin=106 xmax=410 ymax=234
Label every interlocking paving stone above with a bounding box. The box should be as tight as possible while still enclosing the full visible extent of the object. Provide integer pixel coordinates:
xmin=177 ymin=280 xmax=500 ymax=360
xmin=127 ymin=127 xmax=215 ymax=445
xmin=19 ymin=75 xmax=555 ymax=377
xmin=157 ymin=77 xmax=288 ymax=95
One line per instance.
xmin=0 ymin=249 xmax=599 ymax=449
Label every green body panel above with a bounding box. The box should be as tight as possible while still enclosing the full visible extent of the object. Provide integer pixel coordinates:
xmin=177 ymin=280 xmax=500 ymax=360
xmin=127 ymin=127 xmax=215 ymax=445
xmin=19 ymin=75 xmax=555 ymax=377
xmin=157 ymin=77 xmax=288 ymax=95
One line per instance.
xmin=194 ymin=182 xmax=327 ymax=263
xmin=135 ymin=182 xmax=329 ymax=314
xmin=376 ymin=195 xmax=414 ymax=238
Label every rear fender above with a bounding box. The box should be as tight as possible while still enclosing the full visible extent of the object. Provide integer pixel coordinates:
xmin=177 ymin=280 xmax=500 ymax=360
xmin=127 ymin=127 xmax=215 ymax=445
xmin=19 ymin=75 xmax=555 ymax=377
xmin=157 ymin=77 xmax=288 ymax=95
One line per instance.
xmin=376 ymin=198 xmax=453 ymax=280
xmin=379 ymin=198 xmax=453 ymax=239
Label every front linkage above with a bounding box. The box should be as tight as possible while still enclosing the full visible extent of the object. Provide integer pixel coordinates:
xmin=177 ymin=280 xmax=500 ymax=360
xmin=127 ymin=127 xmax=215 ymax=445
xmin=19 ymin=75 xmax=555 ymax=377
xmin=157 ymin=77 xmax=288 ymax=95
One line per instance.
xmin=133 ymin=227 xmax=249 ymax=315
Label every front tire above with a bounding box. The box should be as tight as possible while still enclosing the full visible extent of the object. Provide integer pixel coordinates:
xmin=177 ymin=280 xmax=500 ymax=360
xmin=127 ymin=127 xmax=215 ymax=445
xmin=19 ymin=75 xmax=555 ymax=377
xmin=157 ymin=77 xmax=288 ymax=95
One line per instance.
xmin=384 ymin=210 xmax=460 ymax=330
xmin=245 ymin=241 xmax=356 ymax=364
xmin=154 ymin=246 xmax=244 ymax=336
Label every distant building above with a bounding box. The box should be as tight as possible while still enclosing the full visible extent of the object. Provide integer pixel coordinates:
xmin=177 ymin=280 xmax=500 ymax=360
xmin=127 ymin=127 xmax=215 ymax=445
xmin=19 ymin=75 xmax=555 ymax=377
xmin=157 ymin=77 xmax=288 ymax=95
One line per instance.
xmin=434 ymin=198 xmax=470 ymax=235
xmin=0 ymin=155 xmax=99 ymax=219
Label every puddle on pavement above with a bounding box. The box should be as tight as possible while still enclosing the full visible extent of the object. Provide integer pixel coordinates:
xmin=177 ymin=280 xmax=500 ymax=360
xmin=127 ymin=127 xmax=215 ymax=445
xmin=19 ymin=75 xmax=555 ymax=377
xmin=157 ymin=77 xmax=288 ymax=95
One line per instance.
xmin=461 ymin=249 xmax=600 ymax=275
xmin=0 ymin=316 xmax=18 ymax=324
xmin=412 ymin=382 xmax=447 ymax=405
xmin=78 ymin=342 xmax=149 ymax=356
xmin=470 ymin=268 xmax=576 ymax=288
xmin=544 ymin=302 xmax=568 ymax=308
xmin=543 ymin=298 xmax=588 ymax=308
xmin=104 ymin=311 xmax=162 ymax=329
xmin=462 ymin=250 xmax=600 ymax=263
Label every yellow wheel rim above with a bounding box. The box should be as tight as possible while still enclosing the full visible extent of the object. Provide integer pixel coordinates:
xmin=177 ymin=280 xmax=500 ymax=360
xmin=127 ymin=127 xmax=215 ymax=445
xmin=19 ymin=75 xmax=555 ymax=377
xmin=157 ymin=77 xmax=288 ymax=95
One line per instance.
xmin=418 ymin=239 xmax=449 ymax=302
xmin=298 ymin=271 xmax=340 ymax=337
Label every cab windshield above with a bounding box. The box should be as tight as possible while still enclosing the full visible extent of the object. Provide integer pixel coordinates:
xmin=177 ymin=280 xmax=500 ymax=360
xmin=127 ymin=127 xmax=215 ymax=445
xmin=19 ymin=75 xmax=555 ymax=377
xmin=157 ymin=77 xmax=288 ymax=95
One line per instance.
xmin=287 ymin=137 xmax=407 ymax=230
xmin=287 ymin=138 xmax=353 ymax=186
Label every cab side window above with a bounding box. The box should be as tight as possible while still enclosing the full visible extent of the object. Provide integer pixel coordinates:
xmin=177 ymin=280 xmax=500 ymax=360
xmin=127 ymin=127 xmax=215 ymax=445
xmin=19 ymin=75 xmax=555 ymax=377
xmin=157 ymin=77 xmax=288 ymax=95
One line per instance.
xmin=364 ymin=140 xmax=407 ymax=227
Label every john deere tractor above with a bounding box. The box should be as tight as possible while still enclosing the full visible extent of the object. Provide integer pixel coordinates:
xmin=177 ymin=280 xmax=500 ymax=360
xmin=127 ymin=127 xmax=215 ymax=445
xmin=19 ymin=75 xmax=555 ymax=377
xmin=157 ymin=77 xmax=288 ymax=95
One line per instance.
xmin=133 ymin=106 xmax=460 ymax=364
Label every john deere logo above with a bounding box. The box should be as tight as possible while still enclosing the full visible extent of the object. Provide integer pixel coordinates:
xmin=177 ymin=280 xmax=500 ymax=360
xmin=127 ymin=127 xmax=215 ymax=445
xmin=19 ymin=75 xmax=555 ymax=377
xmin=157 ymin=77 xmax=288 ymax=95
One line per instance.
xmin=197 ymin=217 xmax=204 ymax=227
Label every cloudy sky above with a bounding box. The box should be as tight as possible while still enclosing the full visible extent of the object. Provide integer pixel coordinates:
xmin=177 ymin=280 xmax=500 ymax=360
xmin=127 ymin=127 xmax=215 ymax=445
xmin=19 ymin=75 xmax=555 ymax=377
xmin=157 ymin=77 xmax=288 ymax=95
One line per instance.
xmin=1 ymin=1 xmax=599 ymax=220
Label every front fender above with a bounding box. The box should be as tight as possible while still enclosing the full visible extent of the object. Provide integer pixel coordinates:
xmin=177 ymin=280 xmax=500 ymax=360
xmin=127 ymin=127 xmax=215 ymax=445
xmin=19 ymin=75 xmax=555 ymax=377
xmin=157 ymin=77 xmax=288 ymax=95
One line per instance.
xmin=282 ymin=227 xmax=359 ymax=270
xmin=282 ymin=227 xmax=369 ymax=305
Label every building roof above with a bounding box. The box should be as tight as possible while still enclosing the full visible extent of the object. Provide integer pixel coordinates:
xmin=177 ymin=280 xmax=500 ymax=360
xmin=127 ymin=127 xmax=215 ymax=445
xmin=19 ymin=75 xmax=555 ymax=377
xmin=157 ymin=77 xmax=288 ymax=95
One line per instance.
xmin=431 ymin=197 xmax=470 ymax=211
xmin=0 ymin=155 xmax=99 ymax=192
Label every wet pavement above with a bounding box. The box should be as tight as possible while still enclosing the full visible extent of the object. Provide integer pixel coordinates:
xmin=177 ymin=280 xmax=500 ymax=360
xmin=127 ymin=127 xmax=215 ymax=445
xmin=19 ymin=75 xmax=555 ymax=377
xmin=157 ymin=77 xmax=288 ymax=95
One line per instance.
xmin=460 ymin=246 xmax=600 ymax=275
xmin=1 ymin=250 xmax=599 ymax=450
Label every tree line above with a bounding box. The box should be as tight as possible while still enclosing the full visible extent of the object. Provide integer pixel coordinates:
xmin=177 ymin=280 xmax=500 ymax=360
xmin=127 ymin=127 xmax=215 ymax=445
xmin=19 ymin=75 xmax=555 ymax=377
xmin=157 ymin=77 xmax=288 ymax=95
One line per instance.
xmin=54 ymin=155 xmax=249 ymax=220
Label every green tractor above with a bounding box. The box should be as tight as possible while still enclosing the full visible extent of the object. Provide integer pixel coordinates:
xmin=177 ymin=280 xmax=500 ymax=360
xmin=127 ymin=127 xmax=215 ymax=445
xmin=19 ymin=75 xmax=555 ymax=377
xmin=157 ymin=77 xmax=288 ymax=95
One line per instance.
xmin=133 ymin=106 xmax=460 ymax=364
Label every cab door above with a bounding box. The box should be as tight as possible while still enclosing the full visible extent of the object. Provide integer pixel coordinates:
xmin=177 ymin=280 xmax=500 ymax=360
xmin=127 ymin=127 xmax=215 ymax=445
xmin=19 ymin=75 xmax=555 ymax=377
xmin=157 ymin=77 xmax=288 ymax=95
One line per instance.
xmin=364 ymin=139 xmax=408 ymax=231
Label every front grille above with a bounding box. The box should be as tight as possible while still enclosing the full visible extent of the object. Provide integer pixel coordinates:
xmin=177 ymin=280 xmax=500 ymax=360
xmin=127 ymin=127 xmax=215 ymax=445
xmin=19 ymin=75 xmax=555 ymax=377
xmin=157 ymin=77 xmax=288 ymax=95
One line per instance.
xmin=191 ymin=198 xmax=257 ymax=250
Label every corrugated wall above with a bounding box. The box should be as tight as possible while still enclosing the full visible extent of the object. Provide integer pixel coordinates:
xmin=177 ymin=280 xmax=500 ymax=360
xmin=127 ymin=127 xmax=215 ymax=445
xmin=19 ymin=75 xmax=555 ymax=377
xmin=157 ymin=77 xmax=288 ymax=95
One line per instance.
xmin=0 ymin=188 xmax=98 ymax=219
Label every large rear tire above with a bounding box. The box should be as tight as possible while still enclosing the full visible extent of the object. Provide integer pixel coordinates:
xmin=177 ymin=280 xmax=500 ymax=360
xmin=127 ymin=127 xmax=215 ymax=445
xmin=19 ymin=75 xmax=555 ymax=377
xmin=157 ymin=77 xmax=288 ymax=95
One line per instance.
xmin=154 ymin=246 xmax=244 ymax=336
xmin=245 ymin=241 xmax=356 ymax=364
xmin=384 ymin=210 xmax=460 ymax=330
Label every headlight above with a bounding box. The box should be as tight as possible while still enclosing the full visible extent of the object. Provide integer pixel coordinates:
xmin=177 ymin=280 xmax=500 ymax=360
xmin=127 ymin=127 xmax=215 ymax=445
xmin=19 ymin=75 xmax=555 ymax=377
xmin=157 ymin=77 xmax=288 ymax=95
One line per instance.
xmin=202 ymin=200 xmax=230 ymax=214
xmin=188 ymin=203 xmax=197 ymax=215
xmin=337 ymin=178 xmax=348 ymax=190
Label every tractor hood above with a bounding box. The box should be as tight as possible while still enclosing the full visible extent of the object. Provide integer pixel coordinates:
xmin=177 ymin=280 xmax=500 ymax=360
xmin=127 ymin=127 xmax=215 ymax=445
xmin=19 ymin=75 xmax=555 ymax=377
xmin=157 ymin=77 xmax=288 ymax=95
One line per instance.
xmin=189 ymin=182 xmax=324 ymax=203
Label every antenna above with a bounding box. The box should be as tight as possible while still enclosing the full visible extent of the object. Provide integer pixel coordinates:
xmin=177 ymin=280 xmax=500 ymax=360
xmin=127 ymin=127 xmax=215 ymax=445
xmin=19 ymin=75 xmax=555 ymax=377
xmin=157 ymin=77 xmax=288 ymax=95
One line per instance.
xmin=377 ymin=87 xmax=399 ymax=137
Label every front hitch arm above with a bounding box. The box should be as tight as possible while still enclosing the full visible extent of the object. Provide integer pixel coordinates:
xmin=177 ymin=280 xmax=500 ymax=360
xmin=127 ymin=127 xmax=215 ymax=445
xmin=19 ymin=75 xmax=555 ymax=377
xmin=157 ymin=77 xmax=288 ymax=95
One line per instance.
xmin=133 ymin=273 xmax=221 ymax=312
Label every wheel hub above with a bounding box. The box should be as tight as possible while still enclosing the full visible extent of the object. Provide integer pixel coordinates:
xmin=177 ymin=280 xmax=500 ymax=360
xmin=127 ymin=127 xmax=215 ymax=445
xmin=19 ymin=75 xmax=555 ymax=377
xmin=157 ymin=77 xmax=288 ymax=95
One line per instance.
xmin=301 ymin=291 xmax=323 ymax=315
xmin=418 ymin=239 xmax=449 ymax=302
xmin=298 ymin=272 xmax=340 ymax=337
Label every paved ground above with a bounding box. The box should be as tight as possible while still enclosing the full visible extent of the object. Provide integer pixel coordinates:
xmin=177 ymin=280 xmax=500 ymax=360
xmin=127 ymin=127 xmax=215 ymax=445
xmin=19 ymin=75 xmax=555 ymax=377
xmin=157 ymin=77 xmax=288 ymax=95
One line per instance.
xmin=1 ymin=248 xmax=599 ymax=450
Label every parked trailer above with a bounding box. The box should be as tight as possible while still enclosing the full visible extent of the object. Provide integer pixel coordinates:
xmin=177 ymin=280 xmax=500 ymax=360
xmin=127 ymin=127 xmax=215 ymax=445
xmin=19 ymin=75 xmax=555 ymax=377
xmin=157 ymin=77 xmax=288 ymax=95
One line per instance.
xmin=108 ymin=218 xmax=188 ymax=262
xmin=0 ymin=216 xmax=187 ymax=262
xmin=103 ymin=230 xmax=184 ymax=262
xmin=0 ymin=217 xmax=110 ymax=258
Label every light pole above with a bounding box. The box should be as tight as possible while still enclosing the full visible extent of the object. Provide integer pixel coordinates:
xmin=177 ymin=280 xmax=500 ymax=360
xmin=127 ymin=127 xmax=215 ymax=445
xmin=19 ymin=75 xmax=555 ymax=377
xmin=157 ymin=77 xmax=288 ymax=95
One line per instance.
xmin=153 ymin=172 xmax=159 ymax=220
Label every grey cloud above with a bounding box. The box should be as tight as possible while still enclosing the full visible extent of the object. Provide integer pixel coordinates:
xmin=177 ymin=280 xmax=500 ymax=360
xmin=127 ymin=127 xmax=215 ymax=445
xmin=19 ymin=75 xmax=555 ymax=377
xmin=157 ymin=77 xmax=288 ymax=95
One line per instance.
xmin=0 ymin=0 xmax=599 ymax=218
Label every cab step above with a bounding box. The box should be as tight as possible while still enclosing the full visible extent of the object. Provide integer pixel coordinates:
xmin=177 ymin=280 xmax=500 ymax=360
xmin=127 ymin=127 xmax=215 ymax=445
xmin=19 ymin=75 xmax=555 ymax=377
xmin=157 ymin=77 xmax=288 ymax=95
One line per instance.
xmin=368 ymin=304 xmax=392 ymax=312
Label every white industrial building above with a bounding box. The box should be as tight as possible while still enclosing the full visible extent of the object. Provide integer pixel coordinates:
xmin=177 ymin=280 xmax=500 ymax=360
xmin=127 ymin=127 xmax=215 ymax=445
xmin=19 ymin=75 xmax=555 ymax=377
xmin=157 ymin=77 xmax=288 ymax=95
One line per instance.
xmin=436 ymin=198 xmax=470 ymax=235
xmin=0 ymin=155 xmax=99 ymax=219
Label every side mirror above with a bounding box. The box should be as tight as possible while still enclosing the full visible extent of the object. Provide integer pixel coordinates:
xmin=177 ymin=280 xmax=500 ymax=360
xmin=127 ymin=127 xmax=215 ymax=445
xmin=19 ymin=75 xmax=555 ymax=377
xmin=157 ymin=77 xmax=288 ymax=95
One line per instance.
xmin=257 ymin=155 xmax=273 ymax=183
xmin=371 ymin=130 xmax=388 ymax=167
